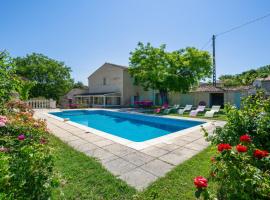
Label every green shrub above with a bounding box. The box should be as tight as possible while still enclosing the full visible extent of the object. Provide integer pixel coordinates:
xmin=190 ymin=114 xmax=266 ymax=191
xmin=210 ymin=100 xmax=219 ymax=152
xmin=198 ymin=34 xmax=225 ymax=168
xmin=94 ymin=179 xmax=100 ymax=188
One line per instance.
xmin=0 ymin=104 xmax=57 ymax=199
xmin=195 ymin=92 xmax=270 ymax=200
xmin=209 ymin=91 xmax=270 ymax=150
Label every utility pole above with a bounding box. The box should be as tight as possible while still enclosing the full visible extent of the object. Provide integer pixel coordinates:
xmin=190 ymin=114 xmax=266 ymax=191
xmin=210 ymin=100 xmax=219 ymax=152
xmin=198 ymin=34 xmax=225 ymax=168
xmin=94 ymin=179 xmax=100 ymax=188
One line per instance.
xmin=212 ymin=35 xmax=216 ymax=86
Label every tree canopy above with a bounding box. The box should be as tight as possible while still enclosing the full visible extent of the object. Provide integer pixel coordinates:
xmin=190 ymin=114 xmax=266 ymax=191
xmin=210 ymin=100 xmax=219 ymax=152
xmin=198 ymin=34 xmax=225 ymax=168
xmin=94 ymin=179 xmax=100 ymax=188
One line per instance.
xmin=219 ymin=64 xmax=270 ymax=87
xmin=73 ymin=81 xmax=87 ymax=89
xmin=129 ymin=42 xmax=212 ymax=104
xmin=0 ymin=51 xmax=18 ymax=111
xmin=14 ymin=53 xmax=74 ymax=101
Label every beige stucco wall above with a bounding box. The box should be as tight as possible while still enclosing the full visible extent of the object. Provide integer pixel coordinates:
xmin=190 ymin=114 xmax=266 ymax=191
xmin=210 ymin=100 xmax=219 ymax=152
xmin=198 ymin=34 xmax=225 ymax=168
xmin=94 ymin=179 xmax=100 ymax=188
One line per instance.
xmin=88 ymin=63 xmax=124 ymax=94
xmin=122 ymin=70 xmax=137 ymax=105
xmin=169 ymin=92 xmax=210 ymax=107
xmin=193 ymin=92 xmax=210 ymax=107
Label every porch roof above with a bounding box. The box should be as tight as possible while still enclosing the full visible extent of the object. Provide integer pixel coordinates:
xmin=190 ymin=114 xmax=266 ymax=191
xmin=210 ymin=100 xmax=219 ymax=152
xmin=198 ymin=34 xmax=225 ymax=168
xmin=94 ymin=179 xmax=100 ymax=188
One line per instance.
xmin=74 ymin=92 xmax=121 ymax=97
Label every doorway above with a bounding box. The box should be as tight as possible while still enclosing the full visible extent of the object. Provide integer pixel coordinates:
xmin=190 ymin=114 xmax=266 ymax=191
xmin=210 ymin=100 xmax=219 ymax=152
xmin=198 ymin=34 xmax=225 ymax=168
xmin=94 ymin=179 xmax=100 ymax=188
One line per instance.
xmin=210 ymin=93 xmax=224 ymax=108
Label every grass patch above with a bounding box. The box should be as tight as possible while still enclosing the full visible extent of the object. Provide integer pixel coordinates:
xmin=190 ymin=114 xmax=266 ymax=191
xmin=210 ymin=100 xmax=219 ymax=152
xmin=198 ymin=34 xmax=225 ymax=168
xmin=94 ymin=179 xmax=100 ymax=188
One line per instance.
xmin=50 ymin=136 xmax=136 ymax=200
xmin=169 ymin=110 xmax=226 ymax=121
xmin=50 ymin=135 xmax=216 ymax=199
xmin=136 ymin=146 xmax=216 ymax=200
xmin=143 ymin=109 xmax=226 ymax=121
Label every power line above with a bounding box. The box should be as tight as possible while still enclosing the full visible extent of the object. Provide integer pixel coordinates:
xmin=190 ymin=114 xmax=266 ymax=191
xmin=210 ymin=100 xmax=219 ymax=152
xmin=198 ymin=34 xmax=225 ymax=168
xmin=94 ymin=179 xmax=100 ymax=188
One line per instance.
xmin=216 ymin=12 xmax=270 ymax=37
xmin=200 ymin=38 xmax=212 ymax=50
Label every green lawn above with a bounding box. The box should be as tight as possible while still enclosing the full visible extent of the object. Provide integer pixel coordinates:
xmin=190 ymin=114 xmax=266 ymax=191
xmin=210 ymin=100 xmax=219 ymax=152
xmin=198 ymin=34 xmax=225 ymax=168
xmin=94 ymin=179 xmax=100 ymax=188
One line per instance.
xmin=169 ymin=110 xmax=226 ymax=121
xmin=142 ymin=108 xmax=227 ymax=121
xmin=51 ymin=135 xmax=216 ymax=200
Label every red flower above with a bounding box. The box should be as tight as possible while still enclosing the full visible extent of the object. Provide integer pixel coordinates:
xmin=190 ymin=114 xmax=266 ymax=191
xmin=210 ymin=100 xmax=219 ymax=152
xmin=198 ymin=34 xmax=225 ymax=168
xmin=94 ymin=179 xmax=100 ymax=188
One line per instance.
xmin=236 ymin=144 xmax=248 ymax=153
xmin=254 ymin=149 xmax=269 ymax=159
xmin=18 ymin=134 xmax=25 ymax=141
xmin=240 ymin=134 xmax=251 ymax=143
xmin=218 ymin=143 xmax=232 ymax=152
xmin=194 ymin=176 xmax=208 ymax=188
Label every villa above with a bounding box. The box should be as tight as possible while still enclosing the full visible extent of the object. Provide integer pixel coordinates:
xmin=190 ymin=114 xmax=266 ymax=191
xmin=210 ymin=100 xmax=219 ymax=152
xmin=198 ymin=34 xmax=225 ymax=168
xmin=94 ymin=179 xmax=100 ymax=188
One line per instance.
xmin=62 ymin=62 xmax=252 ymax=108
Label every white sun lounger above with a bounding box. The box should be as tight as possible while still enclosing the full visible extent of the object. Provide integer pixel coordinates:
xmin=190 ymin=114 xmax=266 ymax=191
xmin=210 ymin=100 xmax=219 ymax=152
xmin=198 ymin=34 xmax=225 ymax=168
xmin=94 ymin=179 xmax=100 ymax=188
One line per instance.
xmin=204 ymin=105 xmax=221 ymax=117
xmin=178 ymin=105 xmax=192 ymax=115
xmin=163 ymin=104 xmax=180 ymax=114
xmin=189 ymin=105 xmax=206 ymax=117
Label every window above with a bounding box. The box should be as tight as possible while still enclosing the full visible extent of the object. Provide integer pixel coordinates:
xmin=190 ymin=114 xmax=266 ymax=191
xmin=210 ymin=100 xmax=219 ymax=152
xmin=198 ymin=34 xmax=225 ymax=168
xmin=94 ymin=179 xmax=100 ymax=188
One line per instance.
xmin=103 ymin=77 xmax=106 ymax=85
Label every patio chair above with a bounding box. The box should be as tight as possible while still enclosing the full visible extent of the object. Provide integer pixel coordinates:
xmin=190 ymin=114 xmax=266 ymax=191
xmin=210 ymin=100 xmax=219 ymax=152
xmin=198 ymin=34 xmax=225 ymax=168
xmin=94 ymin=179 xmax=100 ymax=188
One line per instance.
xmin=163 ymin=104 xmax=180 ymax=114
xmin=178 ymin=105 xmax=192 ymax=115
xmin=204 ymin=105 xmax=221 ymax=118
xmin=189 ymin=105 xmax=206 ymax=117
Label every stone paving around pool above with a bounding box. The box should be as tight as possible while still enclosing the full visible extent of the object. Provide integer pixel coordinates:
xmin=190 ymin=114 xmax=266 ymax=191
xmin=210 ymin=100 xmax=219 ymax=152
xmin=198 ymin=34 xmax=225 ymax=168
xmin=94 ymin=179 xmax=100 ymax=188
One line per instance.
xmin=35 ymin=110 xmax=225 ymax=190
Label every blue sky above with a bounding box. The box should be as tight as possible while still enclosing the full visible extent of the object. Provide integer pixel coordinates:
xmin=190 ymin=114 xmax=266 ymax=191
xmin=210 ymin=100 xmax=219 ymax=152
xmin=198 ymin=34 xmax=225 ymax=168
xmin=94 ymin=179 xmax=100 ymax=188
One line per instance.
xmin=1 ymin=0 xmax=270 ymax=84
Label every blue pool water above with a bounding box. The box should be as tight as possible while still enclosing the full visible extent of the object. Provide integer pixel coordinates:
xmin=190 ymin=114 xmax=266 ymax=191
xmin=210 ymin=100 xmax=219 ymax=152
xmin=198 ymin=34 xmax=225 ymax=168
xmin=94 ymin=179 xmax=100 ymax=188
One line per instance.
xmin=50 ymin=110 xmax=204 ymax=142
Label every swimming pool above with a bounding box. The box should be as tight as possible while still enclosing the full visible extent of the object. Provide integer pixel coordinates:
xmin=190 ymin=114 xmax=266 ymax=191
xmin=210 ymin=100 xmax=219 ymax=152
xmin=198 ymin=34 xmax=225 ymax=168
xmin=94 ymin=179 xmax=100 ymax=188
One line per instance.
xmin=50 ymin=110 xmax=205 ymax=142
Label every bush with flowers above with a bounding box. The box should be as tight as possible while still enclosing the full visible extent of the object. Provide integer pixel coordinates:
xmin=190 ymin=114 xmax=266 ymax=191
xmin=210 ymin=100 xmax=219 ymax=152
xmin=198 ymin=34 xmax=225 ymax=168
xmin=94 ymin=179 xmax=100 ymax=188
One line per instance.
xmin=0 ymin=100 xmax=57 ymax=199
xmin=194 ymin=92 xmax=270 ymax=200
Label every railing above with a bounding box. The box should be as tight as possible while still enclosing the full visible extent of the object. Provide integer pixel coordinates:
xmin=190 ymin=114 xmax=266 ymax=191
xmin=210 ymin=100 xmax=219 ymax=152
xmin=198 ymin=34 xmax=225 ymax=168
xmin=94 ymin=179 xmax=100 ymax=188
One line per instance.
xmin=26 ymin=99 xmax=56 ymax=109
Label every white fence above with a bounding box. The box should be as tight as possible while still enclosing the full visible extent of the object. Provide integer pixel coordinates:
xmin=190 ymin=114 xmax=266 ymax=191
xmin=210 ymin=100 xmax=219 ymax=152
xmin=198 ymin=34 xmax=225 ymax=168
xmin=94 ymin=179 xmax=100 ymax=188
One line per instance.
xmin=26 ymin=99 xmax=56 ymax=109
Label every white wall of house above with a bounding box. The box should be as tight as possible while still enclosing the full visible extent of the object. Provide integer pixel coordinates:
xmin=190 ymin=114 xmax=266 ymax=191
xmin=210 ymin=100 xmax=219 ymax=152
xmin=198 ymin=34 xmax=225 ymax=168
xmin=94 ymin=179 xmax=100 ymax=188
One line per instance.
xmin=88 ymin=63 xmax=124 ymax=94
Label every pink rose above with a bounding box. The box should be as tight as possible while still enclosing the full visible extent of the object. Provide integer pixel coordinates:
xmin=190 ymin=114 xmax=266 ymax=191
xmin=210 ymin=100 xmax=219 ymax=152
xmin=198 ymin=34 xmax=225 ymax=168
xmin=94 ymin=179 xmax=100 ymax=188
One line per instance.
xmin=0 ymin=121 xmax=5 ymax=127
xmin=18 ymin=134 xmax=25 ymax=141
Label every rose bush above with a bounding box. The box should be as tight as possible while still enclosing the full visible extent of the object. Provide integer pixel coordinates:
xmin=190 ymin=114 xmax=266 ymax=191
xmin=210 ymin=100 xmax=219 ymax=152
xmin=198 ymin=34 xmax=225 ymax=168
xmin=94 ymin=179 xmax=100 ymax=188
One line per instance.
xmin=0 ymin=101 xmax=57 ymax=200
xmin=195 ymin=92 xmax=270 ymax=199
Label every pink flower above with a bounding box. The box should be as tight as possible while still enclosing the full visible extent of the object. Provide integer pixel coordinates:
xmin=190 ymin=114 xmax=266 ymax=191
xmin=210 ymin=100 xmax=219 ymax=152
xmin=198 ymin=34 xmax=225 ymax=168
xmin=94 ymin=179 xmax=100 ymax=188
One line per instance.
xmin=0 ymin=121 xmax=5 ymax=127
xmin=0 ymin=116 xmax=7 ymax=127
xmin=194 ymin=176 xmax=208 ymax=188
xmin=18 ymin=134 xmax=25 ymax=141
xmin=0 ymin=116 xmax=8 ymax=123
xmin=0 ymin=146 xmax=9 ymax=152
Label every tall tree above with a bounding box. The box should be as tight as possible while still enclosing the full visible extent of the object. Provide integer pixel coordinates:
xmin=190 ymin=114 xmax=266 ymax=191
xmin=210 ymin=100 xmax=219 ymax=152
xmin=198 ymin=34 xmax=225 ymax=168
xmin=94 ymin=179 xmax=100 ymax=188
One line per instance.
xmin=14 ymin=53 xmax=74 ymax=101
xmin=129 ymin=42 xmax=212 ymax=104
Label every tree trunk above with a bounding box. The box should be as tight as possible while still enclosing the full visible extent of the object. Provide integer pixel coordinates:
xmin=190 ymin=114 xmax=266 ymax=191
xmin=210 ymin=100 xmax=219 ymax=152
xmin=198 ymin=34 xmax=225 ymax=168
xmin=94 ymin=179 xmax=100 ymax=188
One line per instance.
xmin=159 ymin=89 xmax=168 ymax=105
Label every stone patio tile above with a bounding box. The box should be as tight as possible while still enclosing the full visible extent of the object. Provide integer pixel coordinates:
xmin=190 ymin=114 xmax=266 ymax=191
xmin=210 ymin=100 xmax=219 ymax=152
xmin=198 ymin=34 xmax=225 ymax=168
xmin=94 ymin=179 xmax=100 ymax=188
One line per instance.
xmin=193 ymin=138 xmax=210 ymax=147
xmin=154 ymin=143 xmax=180 ymax=151
xmin=141 ymin=159 xmax=174 ymax=177
xmin=68 ymin=139 xmax=89 ymax=148
xmin=83 ymin=134 xmax=105 ymax=143
xmin=176 ymin=135 xmax=198 ymax=142
xmin=76 ymin=142 xmax=99 ymax=153
xmin=103 ymin=158 xmax=137 ymax=176
xmin=60 ymin=135 xmax=81 ymax=142
xmin=87 ymin=148 xmax=118 ymax=163
xmin=184 ymin=142 xmax=208 ymax=151
xmin=159 ymin=152 xmax=189 ymax=166
xmin=187 ymin=132 xmax=204 ymax=139
xmin=92 ymin=139 xmax=115 ymax=147
xmin=103 ymin=143 xmax=135 ymax=157
xmin=122 ymin=152 xmax=155 ymax=166
xmin=120 ymin=168 xmax=158 ymax=191
xmin=172 ymin=147 xmax=198 ymax=158
xmin=141 ymin=146 xmax=169 ymax=157
xmin=170 ymin=137 xmax=191 ymax=146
